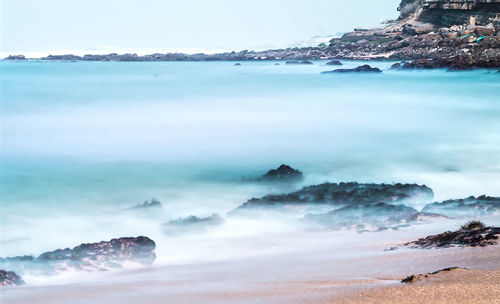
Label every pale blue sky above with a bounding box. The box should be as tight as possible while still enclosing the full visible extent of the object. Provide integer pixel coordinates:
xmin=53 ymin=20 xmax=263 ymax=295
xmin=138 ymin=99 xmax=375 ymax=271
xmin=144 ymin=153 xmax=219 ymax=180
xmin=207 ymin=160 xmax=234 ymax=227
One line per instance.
xmin=1 ymin=0 xmax=400 ymax=55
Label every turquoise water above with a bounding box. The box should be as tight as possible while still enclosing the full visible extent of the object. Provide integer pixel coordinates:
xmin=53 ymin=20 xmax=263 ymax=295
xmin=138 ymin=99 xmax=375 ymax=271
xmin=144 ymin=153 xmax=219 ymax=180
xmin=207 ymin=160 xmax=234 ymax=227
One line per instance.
xmin=1 ymin=60 xmax=500 ymax=264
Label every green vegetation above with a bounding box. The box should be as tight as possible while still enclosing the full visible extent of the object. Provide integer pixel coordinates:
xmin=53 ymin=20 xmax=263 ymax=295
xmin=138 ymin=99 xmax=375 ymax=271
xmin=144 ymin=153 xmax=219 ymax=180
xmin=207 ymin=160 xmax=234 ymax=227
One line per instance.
xmin=460 ymin=220 xmax=486 ymax=230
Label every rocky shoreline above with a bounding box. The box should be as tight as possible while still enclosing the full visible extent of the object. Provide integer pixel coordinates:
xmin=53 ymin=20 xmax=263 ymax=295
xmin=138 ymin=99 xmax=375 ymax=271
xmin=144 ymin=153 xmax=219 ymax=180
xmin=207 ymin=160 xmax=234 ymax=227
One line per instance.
xmin=4 ymin=1 xmax=500 ymax=69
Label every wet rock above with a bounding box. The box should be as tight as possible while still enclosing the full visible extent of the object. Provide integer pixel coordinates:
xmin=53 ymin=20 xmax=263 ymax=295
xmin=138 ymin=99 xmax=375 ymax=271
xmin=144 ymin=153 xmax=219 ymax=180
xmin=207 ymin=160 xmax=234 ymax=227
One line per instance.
xmin=322 ymin=65 xmax=382 ymax=73
xmin=231 ymin=182 xmax=434 ymax=216
xmin=401 ymin=267 xmax=465 ymax=283
xmin=259 ymin=164 xmax=303 ymax=182
xmin=163 ymin=214 xmax=224 ymax=234
xmin=0 ymin=236 xmax=156 ymax=275
xmin=405 ymin=224 xmax=500 ymax=248
xmin=401 ymin=58 xmax=437 ymax=69
xmin=305 ymin=202 xmax=443 ymax=231
xmin=234 ymin=63 xmax=241 ymax=66
xmin=325 ymin=60 xmax=342 ymax=65
xmin=130 ymin=198 xmax=162 ymax=209
xmin=422 ymin=195 xmax=500 ymax=218
xmin=0 ymin=270 xmax=24 ymax=287
xmin=286 ymin=60 xmax=313 ymax=65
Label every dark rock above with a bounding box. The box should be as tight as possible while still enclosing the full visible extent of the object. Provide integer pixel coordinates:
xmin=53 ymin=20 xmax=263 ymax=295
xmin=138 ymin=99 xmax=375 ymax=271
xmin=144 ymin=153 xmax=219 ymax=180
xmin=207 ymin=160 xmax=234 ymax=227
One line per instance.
xmin=164 ymin=214 xmax=224 ymax=234
xmin=401 ymin=267 xmax=464 ymax=283
xmin=234 ymin=63 xmax=241 ymax=66
xmin=304 ymin=202 xmax=444 ymax=231
xmin=230 ymin=182 xmax=434 ymax=216
xmin=325 ymin=60 xmax=342 ymax=65
xmin=401 ymin=58 xmax=438 ymax=69
xmin=405 ymin=224 xmax=500 ymax=248
xmin=391 ymin=61 xmax=408 ymax=69
xmin=422 ymin=195 xmax=500 ymax=218
xmin=0 ymin=236 xmax=156 ymax=276
xmin=259 ymin=164 xmax=303 ymax=182
xmin=286 ymin=60 xmax=313 ymax=65
xmin=0 ymin=270 xmax=24 ymax=287
xmin=322 ymin=65 xmax=382 ymax=73
xmin=130 ymin=198 xmax=162 ymax=209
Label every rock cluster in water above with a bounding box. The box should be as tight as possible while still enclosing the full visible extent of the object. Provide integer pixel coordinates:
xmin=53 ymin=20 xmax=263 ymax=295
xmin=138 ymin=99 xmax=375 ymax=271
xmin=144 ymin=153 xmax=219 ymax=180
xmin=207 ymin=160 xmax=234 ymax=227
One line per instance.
xmin=0 ymin=270 xmax=24 ymax=287
xmin=421 ymin=195 xmax=500 ymax=217
xmin=130 ymin=198 xmax=162 ymax=209
xmin=0 ymin=236 xmax=156 ymax=276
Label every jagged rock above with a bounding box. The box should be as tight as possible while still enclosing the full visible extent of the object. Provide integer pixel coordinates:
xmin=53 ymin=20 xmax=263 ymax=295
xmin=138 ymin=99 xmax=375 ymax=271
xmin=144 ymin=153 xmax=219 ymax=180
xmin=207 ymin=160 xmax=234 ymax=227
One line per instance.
xmin=422 ymin=195 xmax=500 ymax=218
xmin=230 ymin=182 xmax=434 ymax=216
xmin=401 ymin=267 xmax=464 ymax=283
xmin=322 ymin=65 xmax=382 ymax=73
xmin=304 ymin=202 xmax=444 ymax=231
xmin=0 ymin=236 xmax=156 ymax=276
xmin=130 ymin=198 xmax=162 ymax=209
xmin=405 ymin=224 xmax=500 ymax=248
xmin=259 ymin=164 xmax=303 ymax=182
xmin=163 ymin=214 xmax=224 ymax=234
xmin=0 ymin=270 xmax=24 ymax=287
xmin=325 ymin=60 xmax=342 ymax=65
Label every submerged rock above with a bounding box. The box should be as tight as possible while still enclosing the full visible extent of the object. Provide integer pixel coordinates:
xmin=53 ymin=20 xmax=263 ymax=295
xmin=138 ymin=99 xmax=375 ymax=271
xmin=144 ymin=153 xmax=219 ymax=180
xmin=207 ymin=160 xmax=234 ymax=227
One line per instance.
xmin=234 ymin=63 xmax=241 ymax=66
xmin=231 ymin=182 xmax=434 ymax=216
xmin=259 ymin=164 xmax=303 ymax=182
xmin=305 ymin=202 xmax=443 ymax=231
xmin=405 ymin=224 xmax=500 ymax=248
xmin=130 ymin=198 xmax=162 ymax=209
xmin=286 ymin=60 xmax=313 ymax=65
xmin=325 ymin=60 xmax=342 ymax=65
xmin=422 ymin=195 xmax=500 ymax=218
xmin=401 ymin=267 xmax=465 ymax=283
xmin=0 ymin=270 xmax=24 ymax=287
xmin=0 ymin=236 xmax=156 ymax=276
xmin=322 ymin=65 xmax=382 ymax=73
xmin=163 ymin=214 xmax=224 ymax=234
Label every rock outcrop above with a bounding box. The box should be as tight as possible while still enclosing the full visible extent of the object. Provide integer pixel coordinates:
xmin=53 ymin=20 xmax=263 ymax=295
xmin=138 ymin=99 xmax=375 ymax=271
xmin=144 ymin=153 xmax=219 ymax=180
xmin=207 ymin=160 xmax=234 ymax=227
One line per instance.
xmin=0 ymin=236 xmax=156 ymax=276
xmin=259 ymin=164 xmax=303 ymax=182
xmin=230 ymin=182 xmax=434 ymax=216
xmin=405 ymin=223 xmax=500 ymax=248
xmin=401 ymin=267 xmax=464 ymax=283
xmin=0 ymin=270 xmax=24 ymax=287
xmin=422 ymin=195 xmax=500 ymax=218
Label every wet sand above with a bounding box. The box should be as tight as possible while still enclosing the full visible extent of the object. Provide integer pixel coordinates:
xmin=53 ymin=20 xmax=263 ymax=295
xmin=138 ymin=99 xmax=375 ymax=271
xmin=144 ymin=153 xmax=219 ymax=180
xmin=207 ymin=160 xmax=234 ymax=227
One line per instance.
xmin=2 ymin=242 xmax=499 ymax=304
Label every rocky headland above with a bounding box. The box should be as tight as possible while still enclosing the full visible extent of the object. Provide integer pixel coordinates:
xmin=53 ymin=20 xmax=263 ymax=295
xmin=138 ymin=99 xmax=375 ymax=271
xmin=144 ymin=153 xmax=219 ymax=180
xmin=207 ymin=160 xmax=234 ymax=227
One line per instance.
xmin=4 ymin=1 xmax=500 ymax=69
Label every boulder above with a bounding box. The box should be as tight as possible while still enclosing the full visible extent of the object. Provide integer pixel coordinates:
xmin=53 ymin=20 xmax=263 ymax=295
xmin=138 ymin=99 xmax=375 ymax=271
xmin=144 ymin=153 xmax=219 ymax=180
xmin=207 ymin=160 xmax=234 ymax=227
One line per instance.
xmin=322 ymin=65 xmax=382 ymax=73
xmin=325 ymin=60 xmax=342 ymax=65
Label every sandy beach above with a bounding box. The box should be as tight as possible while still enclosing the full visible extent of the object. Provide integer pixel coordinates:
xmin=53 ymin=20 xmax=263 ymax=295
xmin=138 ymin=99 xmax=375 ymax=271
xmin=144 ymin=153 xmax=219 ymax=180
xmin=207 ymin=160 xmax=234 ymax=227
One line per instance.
xmin=2 ymin=231 xmax=499 ymax=304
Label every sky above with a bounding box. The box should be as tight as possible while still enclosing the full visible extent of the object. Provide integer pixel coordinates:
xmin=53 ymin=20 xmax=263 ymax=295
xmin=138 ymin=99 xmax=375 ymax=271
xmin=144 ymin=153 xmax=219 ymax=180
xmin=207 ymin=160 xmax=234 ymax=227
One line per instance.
xmin=1 ymin=0 xmax=400 ymax=56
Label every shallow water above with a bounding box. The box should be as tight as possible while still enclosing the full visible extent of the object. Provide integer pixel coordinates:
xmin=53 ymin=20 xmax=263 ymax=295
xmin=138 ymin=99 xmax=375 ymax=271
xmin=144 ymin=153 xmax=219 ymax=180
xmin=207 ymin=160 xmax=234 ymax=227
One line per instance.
xmin=1 ymin=60 xmax=499 ymax=284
